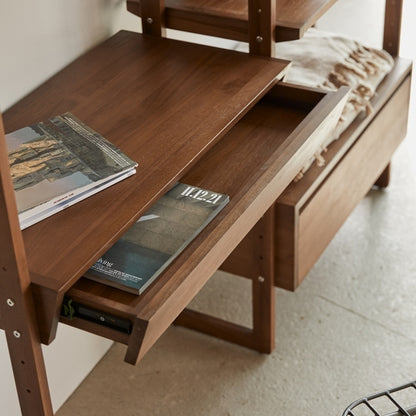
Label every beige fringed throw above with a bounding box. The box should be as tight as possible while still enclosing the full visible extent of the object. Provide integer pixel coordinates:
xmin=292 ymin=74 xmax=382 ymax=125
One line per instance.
xmin=274 ymin=29 xmax=394 ymax=180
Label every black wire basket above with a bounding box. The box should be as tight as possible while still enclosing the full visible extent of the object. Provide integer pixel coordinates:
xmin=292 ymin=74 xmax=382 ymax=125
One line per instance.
xmin=342 ymin=381 xmax=416 ymax=416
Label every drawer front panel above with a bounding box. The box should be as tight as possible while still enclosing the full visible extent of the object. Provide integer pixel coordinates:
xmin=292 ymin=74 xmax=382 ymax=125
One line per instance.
xmin=217 ymin=84 xmax=348 ymax=281
xmin=297 ymin=75 xmax=411 ymax=283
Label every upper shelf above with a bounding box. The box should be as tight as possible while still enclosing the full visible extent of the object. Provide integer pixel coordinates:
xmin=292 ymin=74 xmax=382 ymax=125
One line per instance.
xmin=3 ymin=30 xmax=288 ymax=296
xmin=127 ymin=0 xmax=339 ymax=42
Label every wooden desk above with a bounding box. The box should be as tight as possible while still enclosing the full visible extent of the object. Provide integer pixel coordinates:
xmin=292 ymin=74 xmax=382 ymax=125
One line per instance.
xmin=0 ymin=26 xmax=347 ymax=415
xmin=2 ymin=29 xmax=347 ymax=359
xmin=0 ymin=1 xmax=411 ymax=415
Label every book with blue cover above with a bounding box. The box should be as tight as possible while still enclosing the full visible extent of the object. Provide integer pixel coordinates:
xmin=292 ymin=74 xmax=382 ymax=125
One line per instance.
xmin=85 ymin=182 xmax=229 ymax=294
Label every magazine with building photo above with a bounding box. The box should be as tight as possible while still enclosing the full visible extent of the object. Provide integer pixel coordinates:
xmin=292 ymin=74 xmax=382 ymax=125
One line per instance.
xmin=86 ymin=182 xmax=229 ymax=295
xmin=5 ymin=112 xmax=137 ymax=229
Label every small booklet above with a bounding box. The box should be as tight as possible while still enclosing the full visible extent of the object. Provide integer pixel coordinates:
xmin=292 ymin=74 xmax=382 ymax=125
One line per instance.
xmin=5 ymin=113 xmax=137 ymax=229
xmin=85 ymin=182 xmax=229 ymax=295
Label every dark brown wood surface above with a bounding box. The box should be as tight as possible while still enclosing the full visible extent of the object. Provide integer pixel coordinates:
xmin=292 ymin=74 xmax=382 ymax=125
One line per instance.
xmin=64 ymin=84 xmax=349 ymax=363
xmin=3 ymin=30 xmax=288 ymax=298
xmin=219 ymin=58 xmax=412 ymax=291
xmin=383 ymin=0 xmax=403 ymax=56
xmin=251 ymin=206 xmax=275 ymax=353
xmin=141 ymin=0 xmax=166 ymax=36
xmin=127 ymin=0 xmax=338 ymax=42
xmin=297 ymin=75 xmax=411 ymax=282
xmin=248 ymin=0 xmax=276 ymax=56
xmin=0 ymin=117 xmax=54 ymax=415
xmin=273 ymin=61 xmax=412 ymax=291
xmin=0 ymin=1 xmax=410 ymax=414
xmin=277 ymin=58 xmax=412 ymax=207
xmin=175 ymin=206 xmax=276 ymax=354
xmin=374 ymin=164 xmax=391 ymax=188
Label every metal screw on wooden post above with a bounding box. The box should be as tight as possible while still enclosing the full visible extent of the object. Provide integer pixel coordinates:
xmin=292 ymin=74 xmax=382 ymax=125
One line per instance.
xmin=6 ymin=298 xmax=15 ymax=307
xmin=146 ymin=17 xmax=153 ymax=24
xmin=13 ymin=330 xmax=21 ymax=338
xmin=258 ymin=276 xmax=265 ymax=283
xmin=256 ymin=36 xmax=263 ymax=43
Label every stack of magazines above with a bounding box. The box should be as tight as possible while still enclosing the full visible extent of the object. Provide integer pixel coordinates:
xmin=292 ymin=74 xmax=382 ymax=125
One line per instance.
xmin=6 ymin=113 xmax=137 ymax=229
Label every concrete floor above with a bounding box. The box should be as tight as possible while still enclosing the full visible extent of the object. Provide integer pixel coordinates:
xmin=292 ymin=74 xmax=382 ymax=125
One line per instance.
xmin=57 ymin=3 xmax=416 ymax=416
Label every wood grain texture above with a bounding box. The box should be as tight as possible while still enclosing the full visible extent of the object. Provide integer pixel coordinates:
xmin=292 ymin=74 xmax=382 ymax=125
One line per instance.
xmin=220 ymin=83 xmax=348 ymax=288
xmin=141 ymin=0 xmax=166 ymax=36
xmin=127 ymin=0 xmax=338 ymax=42
xmin=3 ymin=30 xmax=288 ymax=299
xmin=297 ymin=75 xmax=411 ymax=280
xmin=275 ymin=73 xmax=412 ymax=289
xmin=0 ymin=115 xmax=54 ymax=415
xmin=0 ymin=1 xmax=410 ymax=413
xmin=383 ymin=0 xmax=403 ymax=56
xmin=65 ymin=84 xmax=348 ymax=362
xmin=228 ymin=60 xmax=412 ymax=292
xmin=274 ymin=202 xmax=298 ymax=291
xmin=175 ymin=309 xmax=255 ymax=349
xmin=174 ymin=207 xmax=275 ymax=356
xmin=248 ymin=0 xmax=276 ymax=56
xmin=30 ymin=283 xmax=64 ymax=344
xmin=252 ymin=206 xmax=275 ymax=353
xmin=220 ymin=228 xmax=260 ymax=279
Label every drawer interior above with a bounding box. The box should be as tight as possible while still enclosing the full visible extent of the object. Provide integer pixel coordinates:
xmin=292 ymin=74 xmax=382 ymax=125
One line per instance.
xmin=62 ymin=82 xmax=348 ymax=364
xmin=222 ymin=57 xmax=412 ymax=291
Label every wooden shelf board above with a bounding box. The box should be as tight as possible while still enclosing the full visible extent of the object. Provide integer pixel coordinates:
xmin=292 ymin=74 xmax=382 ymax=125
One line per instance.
xmin=127 ymin=0 xmax=339 ymax=42
xmin=3 ymin=30 xmax=288 ymax=298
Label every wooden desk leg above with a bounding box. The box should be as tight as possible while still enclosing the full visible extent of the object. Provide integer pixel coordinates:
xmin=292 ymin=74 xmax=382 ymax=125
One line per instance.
xmin=3 ymin=313 xmax=54 ymax=416
xmin=0 ymin=115 xmax=54 ymax=416
xmin=252 ymin=206 xmax=275 ymax=353
xmin=175 ymin=207 xmax=276 ymax=354
xmin=374 ymin=163 xmax=391 ymax=188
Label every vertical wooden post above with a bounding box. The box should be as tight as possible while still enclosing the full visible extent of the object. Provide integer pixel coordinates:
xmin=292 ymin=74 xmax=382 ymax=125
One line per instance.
xmin=380 ymin=0 xmax=403 ymax=186
xmin=252 ymin=206 xmax=275 ymax=353
xmin=174 ymin=208 xmax=276 ymax=354
xmin=383 ymin=0 xmax=403 ymax=57
xmin=248 ymin=0 xmax=276 ymax=57
xmin=374 ymin=164 xmax=391 ymax=188
xmin=0 ymin=115 xmax=54 ymax=416
xmin=141 ymin=0 xmax=166 ymax=37
xmin=274 ymin=203 xmax=298 ymax=291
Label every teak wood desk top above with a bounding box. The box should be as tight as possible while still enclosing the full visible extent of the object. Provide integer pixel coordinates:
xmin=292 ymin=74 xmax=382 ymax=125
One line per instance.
xmin=3 ymin=30 xmax=293 ymax=350
xmin=4 ymin=31 xmax=288 ymax=295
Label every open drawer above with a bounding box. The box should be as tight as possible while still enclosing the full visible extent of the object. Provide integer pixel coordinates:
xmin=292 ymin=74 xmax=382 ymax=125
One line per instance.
xmin=61 ymin=82 xmax=349 ymax=364
xmin=273 ymin=58 xmax=412 ymax=290
xmin=222 ymin=58 xmax=412 ymax=291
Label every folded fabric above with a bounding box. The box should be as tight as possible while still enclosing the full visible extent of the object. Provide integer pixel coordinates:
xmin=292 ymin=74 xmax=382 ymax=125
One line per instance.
xmin=274 ymin=29 xmax=394 ymax=180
